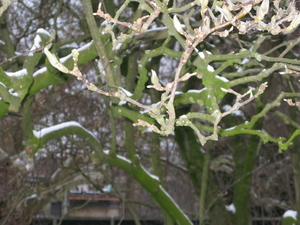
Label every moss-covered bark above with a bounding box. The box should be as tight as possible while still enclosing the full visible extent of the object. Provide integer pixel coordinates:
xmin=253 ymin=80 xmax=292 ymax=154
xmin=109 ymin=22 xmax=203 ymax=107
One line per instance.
xmin=289 ymin=105 xmax=300 ymax=225
xmin=175 ymin=126 xmax=231 ymax=225
xmin=232 ymin=134 xmax=261 ymax=225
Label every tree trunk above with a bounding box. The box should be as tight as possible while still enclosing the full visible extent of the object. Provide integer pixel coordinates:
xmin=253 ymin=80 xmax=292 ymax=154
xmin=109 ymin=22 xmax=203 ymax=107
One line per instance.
xmin=232 ymin=134 xmax=261 ymax=225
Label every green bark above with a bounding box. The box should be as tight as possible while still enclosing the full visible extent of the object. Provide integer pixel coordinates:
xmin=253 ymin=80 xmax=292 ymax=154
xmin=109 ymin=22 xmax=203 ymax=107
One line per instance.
xmin=150 ymin=83 xmax=174 ymax=225
xmin=26 ymin=122 xmax=193 ymax=225
xmin=82 ymin=0 xmax=121 ymax=88
xmin=289 ymin=104 xmax=300 ymax=225
xmin=0 ymin=29 xmax=51 ymax=114
xmin=124 ymin=47 xmax=138 ymax=159
xmin=291 ymin=141 xmax=300 ymax=225
xmin=0 ymin=38 xmax=99 ymax=117
xmin=122 ymin=46 xmax=141 ymax=225
xmin=232 ymin=134 xmax=261 ymax=225
xmin=103 ymin=153 xmax=192 ymax=225
xmin=175 ymin=120 xmax=232 ymax=224
xmin=199 ymin=143 xmax=210 ymax=224
xmin=0 ymin=11 xmax=17 ymax=71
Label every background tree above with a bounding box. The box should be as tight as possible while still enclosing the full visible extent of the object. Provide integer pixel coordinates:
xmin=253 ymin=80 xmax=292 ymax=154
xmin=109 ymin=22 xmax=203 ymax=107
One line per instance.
xmin=1 ymin=1 xmax=300 ymax=225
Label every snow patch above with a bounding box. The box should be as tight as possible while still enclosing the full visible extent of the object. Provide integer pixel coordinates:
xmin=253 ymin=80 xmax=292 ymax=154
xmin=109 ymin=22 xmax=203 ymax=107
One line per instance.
xmin=226 ymin=203 xmax=236 ymax=213
xmin=60 ymin=41 xmax=94 ymax=64
xmin=159 ymin=185 xmax=191 ymax=221
xmin=115 ymin=42 xmax=122 ymax=50
xmin=33 ymin=67 xmax=47 ymax=77
xmin=179 ymin=115 xmax=188 ymax=119
xmin=232 ymin=110 xmax=244 ymax=117
xmin=102 ymin=184 xmax=112 ymax=192
xmin=118 ymin=100 xmax=127 ymax=106
xmin=6 ymin=68 xmax=28 ymax=78
xmin=207 ymin=65 xmax=214 ymax=72
xmin=187 ymin=88 xmax=207 ymax=93
xmin=77 ymin=40 xmax=94 ymax=52
xmin=116 ymin=154 xmax=132 ymax=164
xmin=29 ymin=35 xmax=42 ymax=56
xmin=195 ymin=48 xmax=205 ymax=59
xmin=283 ymin=210 xmax=297 ymax=220
xmin=9 ymin=89 xmax=18 ymax=97
xmin=215 ymin=75 xmax=229 ymax=82
xmin=198 ymin=51 xmax=205 ymax=59
xmin=222 ymin=104 xmax=244 ymax=117
xmin=33 ymin=121 xmax=93 ymax=138
xmin=144 ymin=127 xmax=153 ymax=133
xmin=225 ymin=126 xmax=236 ymax=131
xmin=36 ymin=28 xmax=50 ymax=36
xmin=119 ymin=87 xmax=133 ymax=97
xmin=221 ymin=87 xmax=228 ymax=92
xmin=241 ymin=58 xmax=250 ymax=64
xmin=137 ymin=26 xmax=168 ymax=37
xmin=101 ymin=20 xmax=109 ymax=27
xmin=104 ymin=150 xmax=132 ymax=164
xmin=0 ymin=82 xmax=6 ymax=88
xmin=103 ymin=149 xmax=109 ymax=154
xmin=142 ymin=165 xmax=160 ymax=181
xmin=24 ymin=194 xmax=38 ymax=207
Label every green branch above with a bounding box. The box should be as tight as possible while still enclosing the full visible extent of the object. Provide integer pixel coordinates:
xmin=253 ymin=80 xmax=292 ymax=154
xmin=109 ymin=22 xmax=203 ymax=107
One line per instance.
xmin=27 ymin=122 xmax=193 ymax=225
